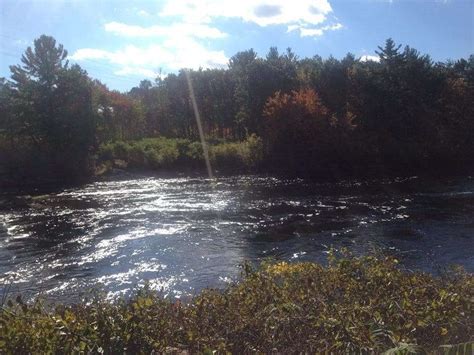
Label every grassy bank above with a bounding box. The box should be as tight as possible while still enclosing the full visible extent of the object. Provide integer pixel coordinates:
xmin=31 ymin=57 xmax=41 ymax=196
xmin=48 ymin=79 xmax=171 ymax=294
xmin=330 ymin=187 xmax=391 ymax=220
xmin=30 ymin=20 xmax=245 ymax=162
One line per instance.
xmin=96 ymin=135 xmax=264 ymax=175
xmin=1 ymin=252 xmax=473 ymax=353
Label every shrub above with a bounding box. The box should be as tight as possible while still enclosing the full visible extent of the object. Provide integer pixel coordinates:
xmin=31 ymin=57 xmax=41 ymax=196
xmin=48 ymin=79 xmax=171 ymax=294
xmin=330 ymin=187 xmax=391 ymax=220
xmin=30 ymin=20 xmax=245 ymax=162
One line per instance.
xmin=185 ymin=141 xmax=204 ymax=161
xmin=1 ymin=252 xmax=472 ymax=353
xmin=209 ymin=141 xmax=242 ymax=170
xmin=209 ymin=134 xmax=264 ymax=172
xmin=239 ymin=133 xmax=264 ymax=168
xmin=96 ymin=136 xmax=264 ymax=174
xmin=112 ymin=141 xmax=132 ymax=160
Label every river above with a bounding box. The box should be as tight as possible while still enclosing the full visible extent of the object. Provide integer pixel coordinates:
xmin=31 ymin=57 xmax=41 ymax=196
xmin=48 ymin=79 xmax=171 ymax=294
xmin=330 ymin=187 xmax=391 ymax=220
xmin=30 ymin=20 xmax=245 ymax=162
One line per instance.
xmin=1 ymin=175 xmax=473 ymax=302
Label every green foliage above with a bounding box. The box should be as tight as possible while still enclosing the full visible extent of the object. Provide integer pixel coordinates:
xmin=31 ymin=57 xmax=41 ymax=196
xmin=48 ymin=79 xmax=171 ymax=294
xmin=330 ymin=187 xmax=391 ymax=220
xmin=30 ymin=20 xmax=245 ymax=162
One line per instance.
xmin=2 ymin=35 xmax=474 ymax=185
xmin=97 ymin=135 xmax=264 ymax=173
xmin=98 ymin=138 xmax=182 ymax=170
xmin=1 ymin=253 xmax=473 ymax=353
xmin=209 ymin=135 xmax=263 ymax=171
xmin=124 ymin=38 xmax=474 ymax=178
xmin=239 ymin=133 xmax=264 ymax=168
xmin=1 ymin=35 xmax=97 ymax=183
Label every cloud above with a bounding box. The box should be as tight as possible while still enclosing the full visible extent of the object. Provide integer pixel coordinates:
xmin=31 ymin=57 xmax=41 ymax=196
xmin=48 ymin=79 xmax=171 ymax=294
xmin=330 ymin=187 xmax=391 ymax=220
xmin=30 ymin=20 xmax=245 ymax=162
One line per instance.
xmin=286 ymin=24 xmax=300 ymax=33
xmin=115 ymin=67 xmax=160 ymax=79
xmin=71 ymin=0 xmax=341 ymax=85
xmin=71 ymin=46 xmax=172 ymax=67
xmin=254 ymin=5 xmax=282 ymax=18
xmin=104 ymin=21 xmax=227 ymax=39
xmin=159 ymin=0 xmax=333 ymax=28
xmin=71 ymin=41 xmax=228 ymax=75
xmin=158 ymin=0 xmax=340 ymax=38
xmin=71 ymin=18 xmax=229 ymax=77
xmin=70 ymin=48 xmax=111 ymax=61
xmin=360 ymin=55 xmax=380 ymax=62
xmin=295 ymin=23 xmax=343 ymax=38
xmin=299 ymin=28 xmax=324 ymax=37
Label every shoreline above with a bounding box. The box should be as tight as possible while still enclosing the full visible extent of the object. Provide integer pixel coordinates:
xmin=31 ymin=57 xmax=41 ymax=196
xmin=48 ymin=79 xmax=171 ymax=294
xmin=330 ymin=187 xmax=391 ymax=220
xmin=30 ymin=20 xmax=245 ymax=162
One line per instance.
xmin=2 ymin=164 xmax=473 ymax=193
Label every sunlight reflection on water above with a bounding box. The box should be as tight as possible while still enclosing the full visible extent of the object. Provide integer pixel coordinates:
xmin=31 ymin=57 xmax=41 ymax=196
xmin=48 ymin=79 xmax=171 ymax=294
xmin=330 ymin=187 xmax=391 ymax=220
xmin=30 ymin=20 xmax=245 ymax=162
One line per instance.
xmin=1 ymin=175 xmax=473 ymax=302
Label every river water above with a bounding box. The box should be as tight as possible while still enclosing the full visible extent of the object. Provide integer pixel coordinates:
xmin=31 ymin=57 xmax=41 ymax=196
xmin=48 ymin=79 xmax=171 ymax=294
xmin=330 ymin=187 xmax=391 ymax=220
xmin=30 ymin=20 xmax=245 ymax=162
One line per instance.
xmin=1 ymin=175 xmax=473 ymax=301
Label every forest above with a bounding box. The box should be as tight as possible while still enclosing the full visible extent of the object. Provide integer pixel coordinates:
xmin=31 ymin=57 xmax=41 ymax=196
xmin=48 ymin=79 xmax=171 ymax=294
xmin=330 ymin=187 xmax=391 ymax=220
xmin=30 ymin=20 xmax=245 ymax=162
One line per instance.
xmin=1 ymin=35 xmax=473 ymax=186
xmin=1 ymin=34 xmax=474 ymax=353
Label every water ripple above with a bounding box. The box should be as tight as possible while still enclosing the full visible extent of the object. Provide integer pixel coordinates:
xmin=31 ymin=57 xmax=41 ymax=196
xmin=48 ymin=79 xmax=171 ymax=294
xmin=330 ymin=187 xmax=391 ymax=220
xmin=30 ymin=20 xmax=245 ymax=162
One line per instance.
xmin=1 ymin=175 xmax=473 ymax=301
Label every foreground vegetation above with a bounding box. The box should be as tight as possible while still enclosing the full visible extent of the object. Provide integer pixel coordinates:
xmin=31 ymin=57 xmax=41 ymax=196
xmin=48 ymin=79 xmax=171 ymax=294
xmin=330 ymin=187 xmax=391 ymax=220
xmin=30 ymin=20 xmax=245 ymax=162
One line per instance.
xmin=1 ymin=35 xmax=473 ymax=186
xmin=1 ymin=252 xmax=472 ymax=353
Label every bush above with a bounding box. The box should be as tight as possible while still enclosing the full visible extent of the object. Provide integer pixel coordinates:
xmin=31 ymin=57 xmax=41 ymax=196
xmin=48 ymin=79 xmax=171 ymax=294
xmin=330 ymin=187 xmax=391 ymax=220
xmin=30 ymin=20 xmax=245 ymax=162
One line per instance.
xmin=96 ymin=136 xmax=264 ymax=174
xmin=97 ymin=138 xmax=182 ymax=170
xmin=209 ymin=134 xmax=264 ymax=172
xmin=1 ymin=252 xmax=472 ymax=353
xmin=209 ymin=141 xmax=242 ymax=169
xmin=0 ymin=135 xmax=96 ymax=185
xmin=185 ymin=141 xmax=204 ymax=161
xmin=239 ymin=133 xmax=264 ymax=168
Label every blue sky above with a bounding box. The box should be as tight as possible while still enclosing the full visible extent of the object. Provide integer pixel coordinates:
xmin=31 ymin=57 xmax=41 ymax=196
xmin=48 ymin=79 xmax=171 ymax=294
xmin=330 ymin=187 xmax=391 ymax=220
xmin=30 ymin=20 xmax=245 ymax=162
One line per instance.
xmin=1 ymin=0 xmax=473 ymax=92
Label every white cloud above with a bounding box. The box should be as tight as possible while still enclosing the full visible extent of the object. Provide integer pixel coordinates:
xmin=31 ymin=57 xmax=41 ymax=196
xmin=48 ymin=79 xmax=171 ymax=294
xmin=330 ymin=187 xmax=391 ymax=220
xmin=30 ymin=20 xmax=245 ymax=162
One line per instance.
xmin=71 ymin=41 xmax=228 ymax=74
xmin=360 ymin=55 xmax=380 ymax=62
xmin=104 ymin=21 xmax=227 ymax=39
xmin=325 ymin=23 xmax=343 ymax=31
xmin=157 ymin=1 xmax=341 ymax=39
xmin=71 ymin=17 xmax=230 ymax=76
xmin=115 ymin=67 xmax=160 ymax=79
xmin=71 ymin=0 xmax=341 ymax=84
xmin=299 ymin=28 xmax=324 ymax=37
xmin=160 ymin=0 xmax=333 ymax=28
xmin=71 ymin=45 xmax=172 ymax=67
xmin=286 ymin=24 xmax=300 ymax=33
xmin=70 ymin=48 xmax=110 ymax=61
xmin=297 ymin=22 xmax=343 ymax=37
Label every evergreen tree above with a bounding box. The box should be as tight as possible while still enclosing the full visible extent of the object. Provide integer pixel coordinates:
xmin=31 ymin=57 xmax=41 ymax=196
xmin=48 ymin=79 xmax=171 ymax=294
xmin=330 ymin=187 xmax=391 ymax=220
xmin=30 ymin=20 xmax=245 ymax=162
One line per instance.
xmin=6 ymin=35 xmax=97 ymax=179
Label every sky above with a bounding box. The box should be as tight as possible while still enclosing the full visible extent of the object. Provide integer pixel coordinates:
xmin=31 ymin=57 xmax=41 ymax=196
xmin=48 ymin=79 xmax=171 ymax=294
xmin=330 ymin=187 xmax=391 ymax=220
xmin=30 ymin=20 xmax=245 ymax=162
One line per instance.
xmin=1 ymin=0 xmax=473 ymax=92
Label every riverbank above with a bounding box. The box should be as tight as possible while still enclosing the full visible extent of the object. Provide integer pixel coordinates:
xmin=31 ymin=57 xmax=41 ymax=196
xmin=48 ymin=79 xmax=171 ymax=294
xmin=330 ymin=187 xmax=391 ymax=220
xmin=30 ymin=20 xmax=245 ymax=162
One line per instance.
xmin=2 ymin=135 xmax=474 ymax=190
xmin=95 ymin=135 xmax=264 ymax=177
xmin=1 ymin=252 xmax=473 ymax=353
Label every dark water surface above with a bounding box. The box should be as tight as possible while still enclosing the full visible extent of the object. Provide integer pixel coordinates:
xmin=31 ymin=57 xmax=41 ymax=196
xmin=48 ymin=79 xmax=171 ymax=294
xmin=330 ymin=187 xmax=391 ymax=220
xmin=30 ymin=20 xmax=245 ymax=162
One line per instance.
xmin=1 ymin=175 xmax=473 ymax=301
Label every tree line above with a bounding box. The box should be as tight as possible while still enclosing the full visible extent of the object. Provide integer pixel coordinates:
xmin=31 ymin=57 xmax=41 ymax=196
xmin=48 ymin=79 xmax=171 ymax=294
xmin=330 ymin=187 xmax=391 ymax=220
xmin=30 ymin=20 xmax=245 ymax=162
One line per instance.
xmin=0 ymin=35 xmax=473 ymax=184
